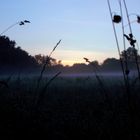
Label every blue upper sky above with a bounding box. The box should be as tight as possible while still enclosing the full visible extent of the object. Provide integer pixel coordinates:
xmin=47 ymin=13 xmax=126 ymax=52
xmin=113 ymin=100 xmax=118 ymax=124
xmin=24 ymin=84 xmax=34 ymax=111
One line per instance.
xmin=0 ymin=0 xmax=140 ymax=65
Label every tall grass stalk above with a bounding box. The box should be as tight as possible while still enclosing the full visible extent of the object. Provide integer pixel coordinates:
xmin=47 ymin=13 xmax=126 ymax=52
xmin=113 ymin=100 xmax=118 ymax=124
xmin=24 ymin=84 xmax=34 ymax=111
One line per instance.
xmin=83 ymin=58 xmax=109 ymax=101
xmin=107 ymin=1 xmax=137 ymax=136
xmin=34 ymin=40 xmax=61 ymax=106
xmin=121 ymin=0 xmax=139 ymax=138
xmin=36 ymin=71 xmax=61 ymax=106
xmin=119 ymin=0 xmax=130 ymax=93
xmin=107 ymin=0 xmax=127 ymax=86
xmin=37 ymin=39 xmax=61 ymax=89
xmin=123 ymin=0 xmax=140 ymax=81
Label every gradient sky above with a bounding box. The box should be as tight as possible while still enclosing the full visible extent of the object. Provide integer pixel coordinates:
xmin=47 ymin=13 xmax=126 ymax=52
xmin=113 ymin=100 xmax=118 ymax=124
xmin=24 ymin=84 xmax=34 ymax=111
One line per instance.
xmin=0 ymin=0 xmax=140 ymax=65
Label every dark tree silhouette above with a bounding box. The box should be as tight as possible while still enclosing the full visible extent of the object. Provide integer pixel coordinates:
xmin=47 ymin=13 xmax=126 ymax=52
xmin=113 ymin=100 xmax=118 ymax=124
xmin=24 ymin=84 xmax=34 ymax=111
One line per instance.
xmin=1 ymin=36 xmax=139 ymax=74
xmin=121 ymin=47 xmax=140 ymax=62
xmin=34 ymin=54 xmax=61 ymax=66
xmin=88 ymin=60 xmax=100 ymax=69
xmin=70 ymin=63 xmax=89 ymax=73
xmin=0 ymin=36 xmax=38 ymax=73
xmin=34 ymin=54 xmax=46 ymax=65
xmin=121 ymin=47 xmax=140 ymax=69
xmin=101 ymin=58 xmax=121 ymax=71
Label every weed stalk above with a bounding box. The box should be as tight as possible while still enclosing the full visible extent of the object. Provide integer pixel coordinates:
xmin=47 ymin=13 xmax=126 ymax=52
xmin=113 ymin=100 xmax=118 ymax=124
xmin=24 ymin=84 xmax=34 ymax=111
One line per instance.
xmin=37 ymin=39 xmax=61 ymax=89
xmin=123 ymin=0 xmax=140 ymax=81
xmin=107 ymin=0 xmax=127 ymax=86
xmin=119 ymin=0 xmax=130 ymax=93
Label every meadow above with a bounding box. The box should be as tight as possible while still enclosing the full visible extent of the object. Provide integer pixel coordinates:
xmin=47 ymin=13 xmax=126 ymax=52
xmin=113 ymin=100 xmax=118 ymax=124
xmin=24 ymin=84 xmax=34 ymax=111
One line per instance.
xmin=0 ymin=74 xmax=140 ymax=139
xmin=0 ymin=0 xmax=140 ymax=139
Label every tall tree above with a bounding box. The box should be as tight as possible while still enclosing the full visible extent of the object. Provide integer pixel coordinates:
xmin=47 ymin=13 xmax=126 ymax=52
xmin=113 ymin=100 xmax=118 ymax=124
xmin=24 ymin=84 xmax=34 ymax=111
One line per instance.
xmin=101 ymin=58 xmax=121 ymax=71
xmin=0 ymin=36 xmax=38 ymax=72
xmin=121 ymin=47 xmax=140 ymax=62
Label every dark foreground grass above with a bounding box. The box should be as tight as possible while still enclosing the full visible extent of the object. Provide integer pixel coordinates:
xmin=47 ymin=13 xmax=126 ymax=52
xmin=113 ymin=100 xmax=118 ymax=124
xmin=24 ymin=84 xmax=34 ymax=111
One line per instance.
xmin=0 ymin=76 xmax=140 ymax=139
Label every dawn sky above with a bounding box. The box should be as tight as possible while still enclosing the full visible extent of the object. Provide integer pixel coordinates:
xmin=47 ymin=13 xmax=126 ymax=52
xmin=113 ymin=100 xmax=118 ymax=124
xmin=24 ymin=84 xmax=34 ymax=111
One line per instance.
xmin=0 ymin=0 xmax=140 ymax=65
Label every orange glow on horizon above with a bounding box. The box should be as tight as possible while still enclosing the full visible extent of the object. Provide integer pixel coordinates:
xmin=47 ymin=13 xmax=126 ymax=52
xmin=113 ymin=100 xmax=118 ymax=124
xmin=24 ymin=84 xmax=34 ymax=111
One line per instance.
xmin=61 ymin=60 xmax=86 ymax=66
xmin=52 ymin=50 xmax=118 ymax=66
xmin=29 ymin=49 xmax=119 ymax=66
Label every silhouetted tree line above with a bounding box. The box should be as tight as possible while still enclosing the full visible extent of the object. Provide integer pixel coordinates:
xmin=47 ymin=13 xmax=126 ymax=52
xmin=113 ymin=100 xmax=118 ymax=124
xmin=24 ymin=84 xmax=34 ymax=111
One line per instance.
xmin=0 ymin=36 xmax=38 ymax=73
xmin=0 ymin=36 xmax=139 ymax=74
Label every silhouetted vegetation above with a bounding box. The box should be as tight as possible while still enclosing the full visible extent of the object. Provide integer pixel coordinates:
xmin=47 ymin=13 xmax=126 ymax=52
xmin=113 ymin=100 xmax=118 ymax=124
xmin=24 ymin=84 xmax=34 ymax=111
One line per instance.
xmin=101 ymin=58 xmax=120 ymax=71
xmin=0 ymin=36 xmax=38 ymax=74
xmin=121 ymin=47 xmax=140 ymax=69
xmin=0 ymin=35 xmax=140 ymax=76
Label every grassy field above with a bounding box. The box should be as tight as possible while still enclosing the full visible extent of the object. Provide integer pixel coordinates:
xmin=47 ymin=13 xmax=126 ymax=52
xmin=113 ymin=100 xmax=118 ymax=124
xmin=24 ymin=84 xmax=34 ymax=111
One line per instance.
xmin=0 ymin=74 xmax=140 ymax=139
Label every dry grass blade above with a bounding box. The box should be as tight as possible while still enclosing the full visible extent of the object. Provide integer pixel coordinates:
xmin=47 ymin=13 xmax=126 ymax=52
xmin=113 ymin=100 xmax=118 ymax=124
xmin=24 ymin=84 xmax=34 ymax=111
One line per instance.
xmin=83 ymin=57 xmax=90 ymax=63
xmin=107 ymin=0 xmax=127 ymax=84
xmin=42 ymin=71 xmax=61 ymax=93
xmin=36 ymin=71 xmax=61 ymax=106
xmin=83 ymin=57 xmax=112 ymax=110
xmin=37 ymin=39 xmax=62 ymax=89
xmin=123 ymin=0 xmax=140 ymax=81
xmin=83 ymin=58 xmax=107 ymax=93
xmin=49 ymin=39 xmax=61 ymax=57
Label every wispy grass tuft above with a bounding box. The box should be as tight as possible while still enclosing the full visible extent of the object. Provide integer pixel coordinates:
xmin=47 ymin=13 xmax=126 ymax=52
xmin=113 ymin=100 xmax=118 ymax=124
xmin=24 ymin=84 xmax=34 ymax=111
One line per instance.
xmin=37 ymin=39 xmax=62 ymax=89
xmin=36 ymin=71 xmax=61 ymax=106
